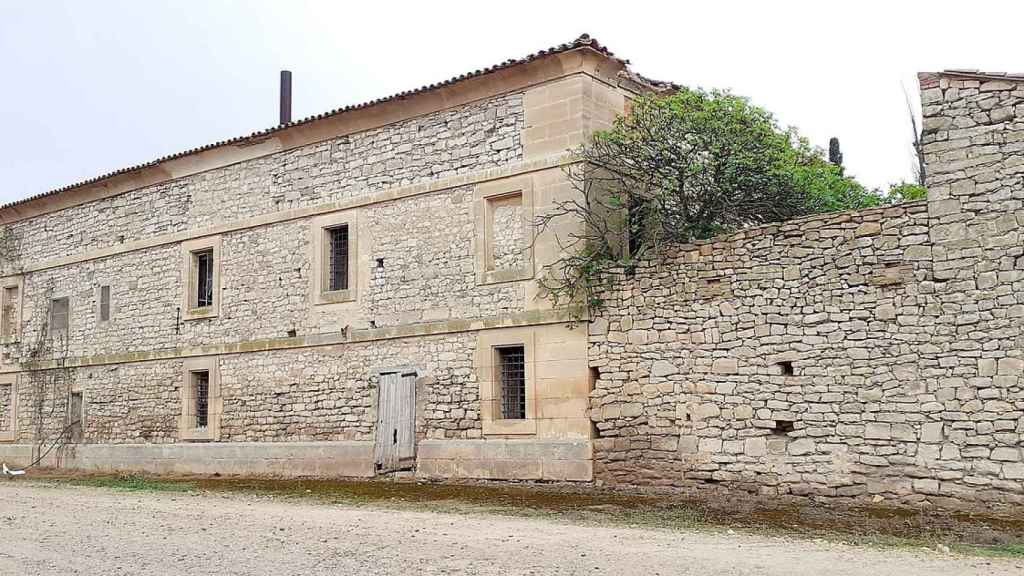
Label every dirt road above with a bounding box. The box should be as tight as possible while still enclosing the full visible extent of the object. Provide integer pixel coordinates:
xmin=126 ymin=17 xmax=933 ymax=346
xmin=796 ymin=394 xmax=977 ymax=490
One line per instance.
xmin=0 ymin=482 xmax=1018 ymax=575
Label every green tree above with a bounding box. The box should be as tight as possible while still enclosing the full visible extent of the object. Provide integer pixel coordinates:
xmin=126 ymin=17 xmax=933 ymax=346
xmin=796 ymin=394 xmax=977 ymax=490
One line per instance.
xmin=536 ymin=88 xmax=892 ymax=315
xmin=887 ymin=182 xmax=928 ymax=202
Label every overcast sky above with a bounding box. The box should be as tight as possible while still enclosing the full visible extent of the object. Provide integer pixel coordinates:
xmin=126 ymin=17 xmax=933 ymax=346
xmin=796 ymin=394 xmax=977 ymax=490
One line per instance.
xmin=2 ymin=1 xmax=1022 ymax=205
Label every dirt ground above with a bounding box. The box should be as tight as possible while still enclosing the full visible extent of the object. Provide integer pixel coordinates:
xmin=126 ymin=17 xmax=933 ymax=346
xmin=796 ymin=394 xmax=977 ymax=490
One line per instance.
xmin=1 ymin=480 xmax=1021 ymax=576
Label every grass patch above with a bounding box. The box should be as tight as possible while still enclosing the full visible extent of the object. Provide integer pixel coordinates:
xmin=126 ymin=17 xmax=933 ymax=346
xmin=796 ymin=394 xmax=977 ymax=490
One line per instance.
xmin=953 ymin=542 xmax=1024 ymax=559
xmin=59 ymin=474 xmax=196 ymax=493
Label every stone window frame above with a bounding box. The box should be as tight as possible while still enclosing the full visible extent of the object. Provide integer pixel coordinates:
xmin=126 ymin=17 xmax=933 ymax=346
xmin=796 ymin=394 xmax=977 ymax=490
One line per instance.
xmin=0 ymin=373 xmax=18 ymax=442
xmin=179 ymin=356 xmax=222 ymax=442
xmin=311 ymin=211 xmax=359 ymax=305
xmin=476 ymin=327 xmax=537 ymax=436
xmin=68 ymin=386 xmax=85 ymax=443
xmin=474 ymin=175 xmax=535 ymax=285
xmin=48 ymin=295 xmax=71 ymax=341
xmin=95 ymin=283 xmax=115 ymax=326
xmin=180 ymin=236 xmax=222 ymax=321
xmin=0 ymin=275 xmax=23 ymax=345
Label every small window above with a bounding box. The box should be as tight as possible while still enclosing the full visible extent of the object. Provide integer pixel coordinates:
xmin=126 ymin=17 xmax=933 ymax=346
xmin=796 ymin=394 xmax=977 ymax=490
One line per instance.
xmin=50 ymin=297 xmax=70 ymax=336
xmin=191 ymin=371 xmax=210 ymax=430
xmin=327 ymin=225 xmax=349 ymax=292
xmin=193 ymin=249 xmax=214 ymax=309
xmin=69 ymin=391 xmax=84 ymax=442
xmin=497 ymin=345 xmax=526 ymax=420
xmin=1 ymin=285 xmax=19 ymax=340
xmin=98 ymin=285 xmax=111 ymax=322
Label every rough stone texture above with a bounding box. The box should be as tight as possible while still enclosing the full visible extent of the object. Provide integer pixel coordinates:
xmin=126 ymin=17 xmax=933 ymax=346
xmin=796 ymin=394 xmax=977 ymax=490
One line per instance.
xmin=0 ymin=381 xmax=11 ymax=431
xmin=1 ymin=93 xmax=523 ymax=271
xmin=491 ymin=200 xmax=525 ymax=272
xmin=588 ymin=73 xmax=1024 ymax=508
xmin=5 ymin=333 xmax=479 ymax=444
xmin=5 ymin=187 xmax=525 ymax=362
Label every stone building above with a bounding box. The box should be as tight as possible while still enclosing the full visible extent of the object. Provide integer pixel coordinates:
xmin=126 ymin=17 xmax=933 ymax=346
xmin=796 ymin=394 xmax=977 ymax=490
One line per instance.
xmin=0 ymin=35 xmax=1021 ymax=510
xmin=0 ymin=35 xmax=652 ymax=481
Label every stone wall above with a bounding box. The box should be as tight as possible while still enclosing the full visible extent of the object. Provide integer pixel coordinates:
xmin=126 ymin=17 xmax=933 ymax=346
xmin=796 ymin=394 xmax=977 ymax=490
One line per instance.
xmin=5 ymin=183 xmax=528 ymax=363
xmin=1 ymin=93 xmax=523 ymax=272
xmin=588 ymin=71 xmax=1024 ymax=508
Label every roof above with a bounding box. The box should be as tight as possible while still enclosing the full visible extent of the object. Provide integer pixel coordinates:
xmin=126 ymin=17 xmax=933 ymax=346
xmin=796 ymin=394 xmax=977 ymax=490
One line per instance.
xmin=4 ymin=33 xmax=654 ymax=214
xmin=940 ymin=69 xmax=1024 ymax=81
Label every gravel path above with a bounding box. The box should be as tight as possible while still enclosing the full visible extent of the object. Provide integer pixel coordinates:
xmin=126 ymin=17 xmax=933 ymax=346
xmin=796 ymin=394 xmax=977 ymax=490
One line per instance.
xmin=0 ymin=482 xmax=1019 ymax=575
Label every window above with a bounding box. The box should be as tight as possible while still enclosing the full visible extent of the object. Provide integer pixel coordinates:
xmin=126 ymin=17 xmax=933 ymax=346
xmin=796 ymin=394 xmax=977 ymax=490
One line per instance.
xmin=69 ymin=391 xmax=84 ymax=442
xmin=192 ymin=371 xmax=210 ymax=429
xmin=497 ymin=346 xmax=526 ymax=420
xmin=180 ymin=237 xmax=221 ymax=320
xmin=98 ymin=285 xmax=111 ymax=323
xmin=1 ymin=285 xmax=19 ymax=341
xmin=475 ymin=175 xmax=534 ymax=285
xmin=50 ymin=297 xmax=70 ymax=337
xmin=477 ymin=328 xmax=541 ymax=436
xmin=180 ymin=357 xmax=220 ymax=441
xmin=311 ymin=212 xmax=357 ymax=305
xmin=193 ymin=249 xmax=214 ymax=309
xmin=327 ymin=225 xmax=349 ymax=292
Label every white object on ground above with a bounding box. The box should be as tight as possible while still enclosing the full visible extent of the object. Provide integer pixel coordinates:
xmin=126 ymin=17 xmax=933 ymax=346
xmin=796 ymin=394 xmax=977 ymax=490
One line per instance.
xmin=2 ymin=462 xmax=26 ymax=476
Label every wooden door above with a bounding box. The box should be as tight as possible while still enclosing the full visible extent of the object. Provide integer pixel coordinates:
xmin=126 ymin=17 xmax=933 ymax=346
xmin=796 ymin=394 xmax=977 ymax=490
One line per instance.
xmin=374 ymin=371 xmax=416 ymax=473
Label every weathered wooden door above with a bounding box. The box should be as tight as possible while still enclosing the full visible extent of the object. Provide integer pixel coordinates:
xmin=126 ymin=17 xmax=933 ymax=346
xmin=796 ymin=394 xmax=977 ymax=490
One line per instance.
xmin=374 ymin=371 xmax=416 ymax=473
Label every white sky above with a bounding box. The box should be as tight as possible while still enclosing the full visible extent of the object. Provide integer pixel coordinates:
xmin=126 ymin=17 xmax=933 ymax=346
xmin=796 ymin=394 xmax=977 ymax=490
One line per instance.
xmin=2 ymin=0 xmax=1022 ymax=205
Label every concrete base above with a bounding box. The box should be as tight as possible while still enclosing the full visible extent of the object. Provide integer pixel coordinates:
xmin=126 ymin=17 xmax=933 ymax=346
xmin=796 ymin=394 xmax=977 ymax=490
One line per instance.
xmin=416 ymin=439 xmax=593 ymax=481
xmin=0 ymin=439 xmax=593 ymax=482
xmin=0 ymin=442 xmax=376 ymax=478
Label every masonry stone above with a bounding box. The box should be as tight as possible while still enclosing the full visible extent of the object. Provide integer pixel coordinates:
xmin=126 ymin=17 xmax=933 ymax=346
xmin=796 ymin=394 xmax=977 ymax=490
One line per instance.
xmin=587 ymin=70 xmax=1024 ymax=510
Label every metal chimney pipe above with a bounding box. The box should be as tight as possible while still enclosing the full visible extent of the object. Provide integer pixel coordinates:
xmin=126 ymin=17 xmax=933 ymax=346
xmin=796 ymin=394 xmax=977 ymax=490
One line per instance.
xmin=279 ymin=70 xmax=293 ymax=125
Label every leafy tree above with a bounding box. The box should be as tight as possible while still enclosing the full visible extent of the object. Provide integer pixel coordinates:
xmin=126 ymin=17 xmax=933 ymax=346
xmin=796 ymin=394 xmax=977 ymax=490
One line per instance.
xmin=828 ymin=137 xmax=844 ymax=173
xmin=536 ymin=88 xmax=899 ymax=315
xmin=887 ymin=182 xmax=928 ymax=202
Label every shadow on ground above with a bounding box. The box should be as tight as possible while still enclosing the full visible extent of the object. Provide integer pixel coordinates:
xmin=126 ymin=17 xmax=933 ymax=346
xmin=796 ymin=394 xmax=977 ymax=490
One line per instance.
xmin=21 ymin=471 xmax=1024 ymax=557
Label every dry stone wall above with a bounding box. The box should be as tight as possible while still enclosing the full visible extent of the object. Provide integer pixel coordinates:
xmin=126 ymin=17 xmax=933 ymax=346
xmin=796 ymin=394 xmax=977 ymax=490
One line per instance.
xmin=589 ymin=72 xmax=1024 ymax=509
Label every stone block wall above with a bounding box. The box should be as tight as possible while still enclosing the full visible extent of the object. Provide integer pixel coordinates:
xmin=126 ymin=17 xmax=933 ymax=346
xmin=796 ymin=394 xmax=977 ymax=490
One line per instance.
xmin=0 ymin=93 xmax=523 ymax=272
xmin=588 ymin=71 xmax=1024 ymax=508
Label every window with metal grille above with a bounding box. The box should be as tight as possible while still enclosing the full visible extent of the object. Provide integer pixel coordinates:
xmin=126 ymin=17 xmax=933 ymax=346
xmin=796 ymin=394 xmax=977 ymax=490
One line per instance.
xmin=497 ymin=346 xmax=526 ymax=420
xmin=327 ymin=225 xmax=349 ymax=292
xmin=99 ymin=285 xmax=111 ymax=322
xmin=1 ymin=286 xmax=18 ymax=340
xmin=194 ymin=249 xmax=214 ymax=308
xmin=192 ymin=371 xmax=210 ymax=429
xmin=50 ymin=297 xmax=69 ymax=335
